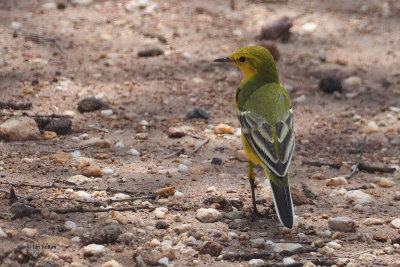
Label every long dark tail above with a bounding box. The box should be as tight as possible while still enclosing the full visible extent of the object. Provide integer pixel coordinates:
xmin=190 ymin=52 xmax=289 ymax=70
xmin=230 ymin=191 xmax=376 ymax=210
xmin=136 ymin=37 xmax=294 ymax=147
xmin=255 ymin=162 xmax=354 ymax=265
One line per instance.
xmin=270 ymin=180 xmax=294 ymax=228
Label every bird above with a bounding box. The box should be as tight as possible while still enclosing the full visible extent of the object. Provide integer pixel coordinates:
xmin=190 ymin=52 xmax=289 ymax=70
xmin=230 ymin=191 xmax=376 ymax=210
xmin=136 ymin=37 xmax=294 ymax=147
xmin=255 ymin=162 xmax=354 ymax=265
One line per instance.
xmin=215 ymin=46 xmax=295 ymax=228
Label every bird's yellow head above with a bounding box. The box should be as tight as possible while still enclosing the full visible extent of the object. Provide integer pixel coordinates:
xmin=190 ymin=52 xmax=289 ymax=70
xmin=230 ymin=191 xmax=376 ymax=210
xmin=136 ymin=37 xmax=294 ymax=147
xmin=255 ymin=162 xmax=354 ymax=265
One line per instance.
xmin=215 ymin=46 xmax=279 ymax=83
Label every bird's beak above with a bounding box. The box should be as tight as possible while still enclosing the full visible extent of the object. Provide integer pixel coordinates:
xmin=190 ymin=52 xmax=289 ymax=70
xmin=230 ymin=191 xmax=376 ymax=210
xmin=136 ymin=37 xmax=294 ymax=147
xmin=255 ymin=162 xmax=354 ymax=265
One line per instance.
xmin=214 ymin=57 xmax=231 ymax=63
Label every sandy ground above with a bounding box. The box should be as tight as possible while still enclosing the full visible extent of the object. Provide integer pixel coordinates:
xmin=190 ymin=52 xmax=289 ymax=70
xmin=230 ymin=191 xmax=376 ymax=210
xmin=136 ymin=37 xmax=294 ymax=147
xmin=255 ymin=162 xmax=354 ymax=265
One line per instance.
xmin=0 ymin=0 xmax=400 ymax=266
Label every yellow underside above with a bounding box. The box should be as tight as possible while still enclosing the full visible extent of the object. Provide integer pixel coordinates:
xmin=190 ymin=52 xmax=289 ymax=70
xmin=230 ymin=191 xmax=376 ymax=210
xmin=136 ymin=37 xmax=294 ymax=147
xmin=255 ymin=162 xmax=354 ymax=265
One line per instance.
xmin=241 ymin=132 xmax=264 ymax=166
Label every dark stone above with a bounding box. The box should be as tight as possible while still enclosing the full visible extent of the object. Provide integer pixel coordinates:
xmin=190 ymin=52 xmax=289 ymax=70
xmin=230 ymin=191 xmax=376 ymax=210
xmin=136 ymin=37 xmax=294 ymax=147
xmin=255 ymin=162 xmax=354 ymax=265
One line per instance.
xmin=211 ymin=157 xmax=222 ymax=165
xmin=373 ymin=233 xmax=388 ymax=243
xmin=137 ymin=48 xmax=164 ymax=57
xmin=391 ymin=235 xmax=400 ymax=245
xmin=186 ymin=107 xmax=210 ymax=119
xmin=81 ymin=224 xmax=122 ymax=245
xmin=43 ymin=117 xmax=72 ymax=135
xmin=319 ymin=76 xmax=342 ymax=94
xmin=77 ymin=97 xmax=104 ymax=113
xmin=57 ymin=3 xmax=66 ymax=9
xmin=155 ymin=221 xmax=169 ymax=229
xmin=199 ymin=241 xmax=223 ymax=256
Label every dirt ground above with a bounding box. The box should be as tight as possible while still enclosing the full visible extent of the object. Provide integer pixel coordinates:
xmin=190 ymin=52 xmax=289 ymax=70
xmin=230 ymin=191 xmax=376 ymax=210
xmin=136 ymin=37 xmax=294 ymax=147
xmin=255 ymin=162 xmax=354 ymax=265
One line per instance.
xmin=0 ymin=0 xmax=400 ymax=266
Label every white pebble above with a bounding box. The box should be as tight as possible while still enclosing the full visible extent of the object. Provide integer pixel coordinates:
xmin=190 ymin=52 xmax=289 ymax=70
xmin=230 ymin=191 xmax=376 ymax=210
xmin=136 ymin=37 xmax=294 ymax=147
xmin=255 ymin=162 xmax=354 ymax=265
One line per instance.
xmin=249 ymin=259 xmax=264 ymax=266
xmin=115 ymin=141 xmax=124 ymax=148
xmin=127 ymin=148 xmax=140 ymax=156
xmin=301 ymin=22 xmax=317 ymax=33
xmin=326 ymin=241 xmax=342 ymax=249
xmin=343 ymin=76 xmax=362 ymax=89
xmin=283 ymin=257 xmax=297 ymax=265
xmin=70 ymin=150 xmax=82 ymax=158
xmin=102 ymin=168 xmax=114 ymax=175
xmin=65 ymin=221 xmax=77 ymax=230
xmin=178 ymin=164 xmax=188 ymax=172
xmin=174 ymin=191 xmax=184 ymax=199
xmin=158 ymin=257 xmax=168 ymax=265
xmin=101 ymin=109 xmax=113 ymax=116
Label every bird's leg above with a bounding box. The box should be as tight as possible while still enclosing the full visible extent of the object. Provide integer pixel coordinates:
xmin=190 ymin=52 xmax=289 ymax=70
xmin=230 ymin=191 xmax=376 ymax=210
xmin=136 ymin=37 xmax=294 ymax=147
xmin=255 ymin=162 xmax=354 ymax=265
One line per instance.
xmin=248 ymin=161 xmax=261 ymax=220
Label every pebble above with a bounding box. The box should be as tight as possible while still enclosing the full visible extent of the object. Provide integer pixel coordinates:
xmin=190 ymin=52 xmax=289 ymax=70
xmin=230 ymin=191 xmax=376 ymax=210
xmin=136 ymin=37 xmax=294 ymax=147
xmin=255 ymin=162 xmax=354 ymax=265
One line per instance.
xmin=75 ymin=191 xmax=92 ymax=200
xmin=41 ymin=2 xmax=56 ymax=9
xmin=187 ymin=107 xmax=210 ymax=119
xmin=71 ymin=236 xmax=81 ymax=243
xmin=70 ymin=150 xmax=82 ymax=158
xmin=272 ymin=243 xmax=301 ymax=252
xmin=50 ymin=151 xmax=72 ymax=165
xmin=155 ymin=221 xmax=169 ymax=229
xmin=66 ymin=175 xmax=91 ymax=185
xmin=138 ymin=48 xmax=164 ymax=57
xmin=373 ymin=177 xmax=395 ymax=188
xmin=158 ymin=257 xmax=169 ymax=266
xmin=326 ymin=176 xmax=348 ymax=186
xmin=114 ymin=141 xmax=124 ymax=148
xmin=168 ymin=127 xmax=186 ymax=138
xmin=363 ymin=121 xmax=380 ymax=134
xmin=214 ymin=123 xmax=234 ymax=134
xmin=196 ymin=208 xmax=222 ymax=223
xmin=199 ymin=241 xmax=223 ymax=256
xmin=293 ymin=94 xmax=306 ymax=103
xmin=326 ymin=241 xmax=342 ymax=249
xmin=114 ymin=193 xmax=130 ymax=200
xmin=282 ymin=257 xmax=297 ymax=265
xmin=394 ymin=191 xmax=400 ymax=201
xmin=225 ymin=211 xmax=244 ymax=220
xmin=211 ymin=157 xmax=222 ymax=165
xmin=328 ymin=217 xmax=356 ymax=232
xmin=154 ymin=207 xmax=168 ymax=219
xmin=82 ymin=244 xmax=106 ymax=256
xmin=345 ymin=190 xmax=373 ymax=204
xmin=21 ymin=227 xmax=38 ymax=238
xmin=303 ymin=262 xmax=316 ymax=267
xmin=102 ymin=260 xmax=123 ymax=267
xmin=236 ymin=150 xmax=247 ymax=162
xmin=81 ymin=166 xmax=102 ymax=177
xmin=319 ymin=77 xmax=342 ymax=94
xmin=82 ymin=137 xmax=111 ymax=148
xmin=71 ymin=227 xmax=85 ymax=236
xmin=311 ymin=172 xmax=325 ymax=180
xmin=312 ymin=239 xmax=325 ymax=248
xmin=149 ymin=238 xmax=161 ymax=247
xmin=343 ymin=76 xmax=362 ymax=89
xmin=390 ymin=218 xmax=400 ymax=229
xmin=127 ymin=148 xmax=140 ymax=156
xmin=42 ymin=130 xmax=57 ymax=140
xmin=77 ymin=97 xmax=104 ymax=113
xmin=65 ymin=221 xmax=77 ymax=230
xmin=249 ymin=259 xmax=265 ymax=266
xmin=10 ymin=21 xmax=22 ymax=30
xmin=363 ymin=218 xmax=384 ymax=226
xmin=0 ymin=117 xmax=41 ymax=141
xmin=154 ymin=187 xmax=175 ymax=197
xmin=102 ymin=168 xmax=114 ymax=175
xmin=0 ymin=227 xmax=6 ymax=238
xmin=71 ymin=0 xmax=93 ymax=6
xmin=250 ymin=238 xmax=265 ymax=248
xmin=178 ymin=164 xmax=188 ymax=172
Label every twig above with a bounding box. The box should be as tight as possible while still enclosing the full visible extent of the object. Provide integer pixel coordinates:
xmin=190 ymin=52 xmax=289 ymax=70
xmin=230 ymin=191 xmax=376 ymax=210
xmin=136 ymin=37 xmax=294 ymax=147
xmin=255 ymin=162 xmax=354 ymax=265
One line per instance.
xmin=0 ymin=112 xmax=71 ymax=118
xmin=223 ymin=247 xmax=317 ymax=261
xmin=190 ymin=139 xmax=209 ymax=155
xmin=62 ymin=145 xmax=94 ymax=153
xmin=163 ymin=148 xmax=185 ymax=159
xmin=186 ymin=133 xmax=204 ymax=140
xmin=358 ymin=162 xmax=396 ymax=174
xmin=50 ymin=206 xmax=153 ymax=214
xmin=18 ymin=29 xmax=67 ymax=55
xmin=0 ymin=102 xmax=32 ymax=110
xmin=18 ymin=189 xmax=48 ymax=203
xmin=0 ymin=188 xmax=24 ymax=198
xmin=346 ymin=184 xmax=374 ymax=191
xmin=348 ymin=248 xmax=374 ymax=258
xmin=61 ymin=195 xmax=156 ymax=204
xmin=302 ymin=160 xmax=342 ymax=169
xmin=346 ymin=136 xmax=367 ymax=179
xmin=0 ymin=181 xmax=152 ymax=195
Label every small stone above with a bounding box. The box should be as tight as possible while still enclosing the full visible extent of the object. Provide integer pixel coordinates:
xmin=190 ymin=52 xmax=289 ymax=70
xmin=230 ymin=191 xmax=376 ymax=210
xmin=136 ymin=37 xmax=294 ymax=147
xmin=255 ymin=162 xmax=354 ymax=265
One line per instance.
xmin=127 ymin=148 xmax=140 ymax=156
xmin=187 ymin=107 xmax=210 ymax=119
xmin=363 ymin=121 xmax=380 ymax=134
xmin=319 ymin=77 xmax=342 ymax=93
xmin=373 ymin=233 xmax=388 ymax=242
xmin=168 ymin=127 xmax=186 ymax=138
xmin=78 ymin=97 xmax=104 ymax=113
xmin=188 ymin=165 xmax=205 ymax=175
xmin=158 ymin=257 xmax=168 ymax=266
xmin=149 ymin=238 xmax=161 ymax=247
xmin=0 ymin=227 xmax=6 ymax=238
xmin=390 ymin=218 xmax=400 ymax=229
xmin=102 ymin=168 xmax=114 ymax=175
xmin=249 ymin=259 xmax=265 ymax=266
xmin=82 ymin=137 xmax=111 ymax=148
xmin=373 ymin=177 xmax=395 ymax=188
xmin=114 ymin=141 xmax=124 ymax=148
xmin=102 ymin=260 xmax=123 ymax=267
xmin=71 ymin=0 xmax=92 ymax=5
xmin=301 ymin=22 xmax=317 ymax=32
xmin=363 ymin=218 xmax=384 ymax=226
xmin=75 ymin=191 xmax=92 ymax=200
xmin=21 ymin=227 xmax=38 ymax=238
xmin=10 ymin=21 xmax=22 ymax=30
xmin=311 ymin=172 xmax=325 ymax=180
xmin=196 ymin=208 xmax=222 ymax=223
xmin=211 ymin=157 xmax=222 ymax=165
xmin=236 ymin=150 xmax=247 ymax=162
xmin=326 ymin=176 xmax=348 ymax=186
xmin=303 ymin=261 xmax=316 ymax=267
xmin=42 ymin=130 xmax=57 ymax=140
xmin=81 ymin=166 xmax=102 ymax=177
xmin=345 ymin=190 xmax=373 ymax=204
xmin=67 ymin=175 xmax=92 ymax=185
xmin=114 ymin=193 xmax=130 ymax=200
xmin=65 ymin=221 xmax=77 ymax=230
xmin=328 ymin=217 xmax=356 ymax=232
xmin=0 ymin=116 xmax=41 ymax=141
xmin=312 ymin=239 xmax=325 ymax=248
xmin=178 ymin=164 xmax=188 ymax=172
xmin=154 ymin=187 xmax=175 ymax=197
xmin=138 ymin=47 xmax=164 ymax=57
xmin=214 ymin=123 xmax=234 ymax=135
xmin=332 ymin=232 xmax=342 ymax=240
xmin=272 ymin=243 xmax=301 ymax=252
xmin=391 ymin=235 xmax=400 ymax=245
xmin=82 ymin=244 xmax=106 ymax=257
xmin=283 ymin=257 xmax=297 ymax=265
xmin=155 ymin=221 xmax=169 ymax=229
xmin=172 ymin=224 xmax=191 ymax=234
xmin=250 ymin=238 xmax=265 ymax=248
xmin=199 ymin=241 xmax=223 ymax=256
xmin=174 ymin=191 xmax=184 ymax=199
xmin=154 ymin=207 xmax=168 ymax=219
xmin=343 ymin=76 xmax=362 ymax=89
xmin=93 ymin=153 xmax=109 ymax=160
xmin=293 ymin=94 xmax=306 ymax=103
xmin=225 ymin=211 xmax=244 ymax=220
xmin=326 ymin=241 xmax=341 ymax=249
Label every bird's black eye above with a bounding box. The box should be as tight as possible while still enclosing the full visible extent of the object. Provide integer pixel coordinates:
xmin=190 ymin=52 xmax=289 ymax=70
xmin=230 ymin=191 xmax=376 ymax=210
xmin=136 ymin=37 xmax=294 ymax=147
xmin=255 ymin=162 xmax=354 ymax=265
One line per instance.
xmin=238 ymin=56 xmax=246 ymax=62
